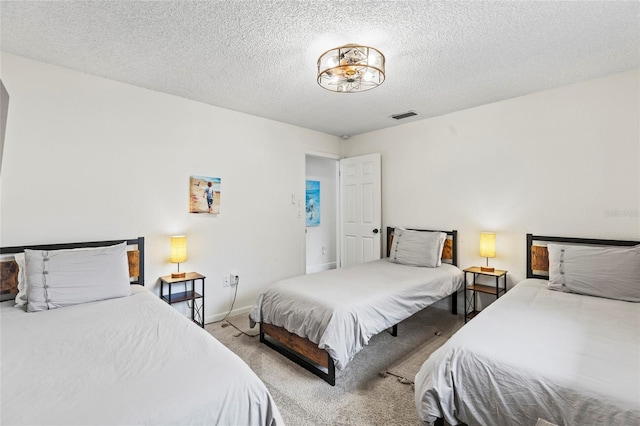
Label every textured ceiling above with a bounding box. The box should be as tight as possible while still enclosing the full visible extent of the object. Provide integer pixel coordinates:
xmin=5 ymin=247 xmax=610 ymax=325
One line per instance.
xmin=1 ymin=1 xmax=639 ymax=137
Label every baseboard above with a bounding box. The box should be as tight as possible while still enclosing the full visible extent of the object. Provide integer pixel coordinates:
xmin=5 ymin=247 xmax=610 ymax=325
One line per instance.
xmin=306 ymin=262 xmax=337 ymax=274
xmin=205 ymin=304 xmax=253 ymax=325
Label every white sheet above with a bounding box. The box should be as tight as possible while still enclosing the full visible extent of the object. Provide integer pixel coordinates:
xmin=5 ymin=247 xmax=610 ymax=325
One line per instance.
xmin=414 ymin=279 xmax=640 ymax=426
xmin=1 ymin=285 xmax=283 ymax=426
xmin=249 ymin=259 xmax=463 ymax=370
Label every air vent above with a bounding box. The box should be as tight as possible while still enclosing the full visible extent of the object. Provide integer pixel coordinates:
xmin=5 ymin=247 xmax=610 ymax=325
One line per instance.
xmin=390 ymin=111 xmax=418 ymax=120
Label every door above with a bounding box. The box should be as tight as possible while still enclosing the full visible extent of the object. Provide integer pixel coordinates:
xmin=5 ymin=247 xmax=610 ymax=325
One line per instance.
xmin=340 ymin=153 xmax=382 ymax=266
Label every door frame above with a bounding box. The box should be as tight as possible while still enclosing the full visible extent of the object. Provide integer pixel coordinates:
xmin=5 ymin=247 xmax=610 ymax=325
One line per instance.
xmin=304 ymin=151 xmax=341 ymax=274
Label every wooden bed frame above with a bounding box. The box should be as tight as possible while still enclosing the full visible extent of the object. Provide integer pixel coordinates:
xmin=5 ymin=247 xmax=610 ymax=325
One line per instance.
xmin=526 ymin=233 xmax=639 ymax=278
xmin=260 ymin=227 xmax=459 ymax=386
xmin=0 ymin=237 xmax=145 ymax=302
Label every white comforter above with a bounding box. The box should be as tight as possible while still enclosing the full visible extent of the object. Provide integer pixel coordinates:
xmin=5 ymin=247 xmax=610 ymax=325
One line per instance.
xmin=1 ymin=285 xmax=283 ymax=426
xmin=415 ymin=279 xmax=640 ymax=426
xmin=249 ymin=259 xmax=463 ymax=370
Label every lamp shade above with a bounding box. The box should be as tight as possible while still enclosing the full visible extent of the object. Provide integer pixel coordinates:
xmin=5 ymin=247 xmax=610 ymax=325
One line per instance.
xmin=170 ymin=235 xmax=187 ymax=264
xmin=479 ymin=232 xmax=496 ymax=258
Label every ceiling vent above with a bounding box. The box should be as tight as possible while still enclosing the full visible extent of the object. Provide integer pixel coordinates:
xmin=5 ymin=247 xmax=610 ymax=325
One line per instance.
xmin=390 ymin=111 xmax=418 ymax=120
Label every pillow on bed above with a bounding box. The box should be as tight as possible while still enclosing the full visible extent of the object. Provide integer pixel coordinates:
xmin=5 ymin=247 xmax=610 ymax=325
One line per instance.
xmin=548 ymin=243 xmax=640 ymax=302
xmin=436 ymin=232 xmax=447 ymax=267
xmin=25 ymin=242 xmax=130 ymax=312
xmin=14 ymin=252 xmax=28 ymax=308
xmin=389 ymin=228 xmax=446 ymax=268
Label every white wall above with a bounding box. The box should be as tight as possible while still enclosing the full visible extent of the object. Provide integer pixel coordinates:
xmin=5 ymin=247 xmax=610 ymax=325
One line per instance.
xmin=305 ymin=155 xmax=338 ymax=273
xmin=0 ymin=79 xmax=8 ymax=174
xmin=0 ymin=53 xmax=341 ymax=322
xmin=342 ymin=69 xmax=640 ymax=304
xmin=2 ymin=53 xmax=638 ymax=318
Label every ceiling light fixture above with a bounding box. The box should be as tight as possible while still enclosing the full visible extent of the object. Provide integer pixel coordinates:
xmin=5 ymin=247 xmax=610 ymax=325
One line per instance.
xmin=317 ymin=44 xmax=385 ymax=93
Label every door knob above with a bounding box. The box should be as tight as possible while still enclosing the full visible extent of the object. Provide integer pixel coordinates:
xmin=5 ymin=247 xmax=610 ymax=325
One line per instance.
xmin=372 ymin=229 xmax=379 ymax=234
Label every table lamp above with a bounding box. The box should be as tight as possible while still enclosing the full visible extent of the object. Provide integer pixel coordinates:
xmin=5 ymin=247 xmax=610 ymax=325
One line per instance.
xmin=170 ymin=235 xmax=187 ymax=278
xmin=479 ymin=232 xmax=496 ymax=272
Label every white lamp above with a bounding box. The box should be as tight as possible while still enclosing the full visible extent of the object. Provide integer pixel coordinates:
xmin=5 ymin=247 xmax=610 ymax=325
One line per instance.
xmin=170 ymin=235 xmax=187 ymax=278
xmin=479 ymin=232 xmax=496 ymax=272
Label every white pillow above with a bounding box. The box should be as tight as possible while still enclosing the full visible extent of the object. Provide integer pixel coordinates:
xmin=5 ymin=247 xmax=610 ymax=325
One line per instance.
xmin=389 ymin=228 xmax=446 ymax=268
xmin=436 ymin=232 xmax=447 ymax=266
xmin=14 ymin=252 xmax=27 ymax=308
xmin=25 ymin=242 xmax=130 ymax=312
xmin=548 ymin=243 xmax=640 ymax=302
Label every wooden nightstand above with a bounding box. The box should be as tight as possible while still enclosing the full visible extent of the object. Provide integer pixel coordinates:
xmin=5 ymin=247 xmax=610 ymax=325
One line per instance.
xmin=160 ymin=272 xmax=206 ymax=328
xmin=464 ymin=266 xmax=507 ymax=322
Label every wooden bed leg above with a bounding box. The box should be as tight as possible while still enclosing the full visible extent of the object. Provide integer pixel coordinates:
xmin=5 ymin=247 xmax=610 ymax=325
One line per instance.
xmin=390 ymin=324 xmax=398 ymax=337
xmin=451 ymin=292 xmax=458 ymax=315
xmin=434 ymin=417 xmax=445 ymax=426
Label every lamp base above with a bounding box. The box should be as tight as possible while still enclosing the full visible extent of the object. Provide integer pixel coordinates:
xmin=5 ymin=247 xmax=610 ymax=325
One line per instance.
xmin=480 ymin=266 xmax=495 ymax=273
xmin=171 ymin=272 xmax=186 ymax=279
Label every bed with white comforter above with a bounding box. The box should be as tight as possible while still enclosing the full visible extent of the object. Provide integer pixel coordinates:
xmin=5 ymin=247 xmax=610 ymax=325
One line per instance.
xmin=1 ymin=285 xmax=282 ymax=425
xmin=250 ymin=258 xmax=464 ymax=371
xmin=414 ymin=278 xmax=640 ymax=426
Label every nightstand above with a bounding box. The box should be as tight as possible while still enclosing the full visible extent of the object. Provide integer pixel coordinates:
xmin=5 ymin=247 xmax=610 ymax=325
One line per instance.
xmin=464 ymin=266 xmax=507 ymax=322
xmin=160 ymin=272 xmax=206 ymax=328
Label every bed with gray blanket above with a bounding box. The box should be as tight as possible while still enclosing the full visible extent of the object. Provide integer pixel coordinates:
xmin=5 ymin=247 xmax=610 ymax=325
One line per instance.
xmin=414 ymin=234 xmax=640 ymax=426
xmin=0 ymin=238 xmax=282 ymax=425
xmin=250 ymin=227 xmax=464 ymax=385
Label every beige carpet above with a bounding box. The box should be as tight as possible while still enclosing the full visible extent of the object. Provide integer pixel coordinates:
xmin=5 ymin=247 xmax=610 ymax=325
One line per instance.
xmin=386 ymin=312 xmax=463 ymax=383
xmin=207 ymin=306 xmax=464 ymax=426
xmin=224 ymin=312 xmax=259 ymax=336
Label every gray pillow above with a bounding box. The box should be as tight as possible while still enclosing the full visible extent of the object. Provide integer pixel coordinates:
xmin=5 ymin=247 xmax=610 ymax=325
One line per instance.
xmin=548 ymin=243 xmax=640 ymax=302
xmin=389 ymin=228 xmax=446 ymax=268
xmin=26 ymin=242 xmax=130 ymax=312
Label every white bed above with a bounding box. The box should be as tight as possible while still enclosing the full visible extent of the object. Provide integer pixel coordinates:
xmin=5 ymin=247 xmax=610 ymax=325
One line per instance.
xmin=0 ymin=238 xmax=282 ymax=426
xmin=414 ymin=234 xmax=640 ymax=426
xmin=249 ymin=227 xmax=464 ymax=385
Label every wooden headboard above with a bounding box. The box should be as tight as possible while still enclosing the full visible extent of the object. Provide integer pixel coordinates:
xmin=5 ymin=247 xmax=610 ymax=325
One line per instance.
xmin=526 ymin=233 xmax=639 ymax=279
xmin=0 ymin=237 xmax=145 ymax=302
xmin=386 ymin=227 xmax=458 ymax=266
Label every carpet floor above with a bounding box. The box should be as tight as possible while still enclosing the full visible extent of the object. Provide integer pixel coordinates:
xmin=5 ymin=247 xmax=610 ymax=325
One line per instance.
xmin=207 ymin=307 xmax=463 ymax=426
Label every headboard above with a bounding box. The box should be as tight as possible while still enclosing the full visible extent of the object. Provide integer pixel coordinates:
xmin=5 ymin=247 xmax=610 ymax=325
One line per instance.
xmin=386 ymin=227 xmax=458 ymax=266
xmin=526 ymin=233 xmax=639 ymax=279
xmin=0 ymin=237 xmax=145 ymax=302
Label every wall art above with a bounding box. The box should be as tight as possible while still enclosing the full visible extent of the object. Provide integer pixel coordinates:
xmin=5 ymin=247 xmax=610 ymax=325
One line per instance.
xmin=190 ymin=175 xmax=221 ymax=214
xmin=305 ymin=180 xmax=320 ymax=226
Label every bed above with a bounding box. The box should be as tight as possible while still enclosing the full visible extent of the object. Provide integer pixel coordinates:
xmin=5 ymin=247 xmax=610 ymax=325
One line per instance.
xmin=0 ymin=238 xmax=282 ymax=426
xmin=249 ymin=227 xmax=464 ymax=385
xmin=414 ymin=233 xmax=640 ymax=426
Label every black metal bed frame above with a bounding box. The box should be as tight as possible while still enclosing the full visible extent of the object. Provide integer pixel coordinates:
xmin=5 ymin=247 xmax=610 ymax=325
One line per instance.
xmin=260 ymin=226 xmax=459 ymax=386
xmin=0 ymin=237 xmax=145 ymax=292
xmin=433 ymin=233 xmax=639 ymax=426
xmin=526 ymin=233 xmax=639 ymax=279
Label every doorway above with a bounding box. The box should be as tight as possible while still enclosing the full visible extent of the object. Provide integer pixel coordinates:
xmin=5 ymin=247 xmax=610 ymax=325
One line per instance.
xmin=305 ymin=154 xmax=339 ymax=274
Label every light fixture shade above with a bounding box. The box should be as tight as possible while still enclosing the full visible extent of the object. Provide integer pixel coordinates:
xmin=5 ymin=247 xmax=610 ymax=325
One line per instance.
xmin=317 ymin=44 xmax=385 ymax=93
xmin=170 ymin=235 xmax=187 ymax=264
xmin=479 ymin=232 xmax=496 ymax=258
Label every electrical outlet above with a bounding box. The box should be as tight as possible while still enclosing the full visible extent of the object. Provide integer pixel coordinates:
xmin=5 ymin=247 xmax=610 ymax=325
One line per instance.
xmin=230 ymin=274 xmax=239 ymax=286
xmin=223 ymin=275 xmax=230 ymax=287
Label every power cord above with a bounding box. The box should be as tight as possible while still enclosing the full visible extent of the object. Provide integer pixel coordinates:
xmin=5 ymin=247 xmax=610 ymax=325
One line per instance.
xmin=220 ymin=275 xmax=239 ymax=327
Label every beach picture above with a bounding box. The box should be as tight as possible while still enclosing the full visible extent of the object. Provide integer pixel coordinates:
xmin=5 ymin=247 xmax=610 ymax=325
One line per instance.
xmin=306 ymin=180 xmax=320 ymax=226
xmin=190 ymin=175 xmax=221 ymax=214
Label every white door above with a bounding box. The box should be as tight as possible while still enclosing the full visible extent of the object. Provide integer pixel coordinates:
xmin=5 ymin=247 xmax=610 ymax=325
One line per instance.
xmin=340 ymin=153 xmax=382 ymax=266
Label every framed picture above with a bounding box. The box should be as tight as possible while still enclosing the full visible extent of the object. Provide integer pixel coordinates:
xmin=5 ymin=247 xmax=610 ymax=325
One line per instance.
xmin=306 ymin=180 xmax=320 ymax=226
xmin=190 ymin=175 xmax=221 ymax=214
